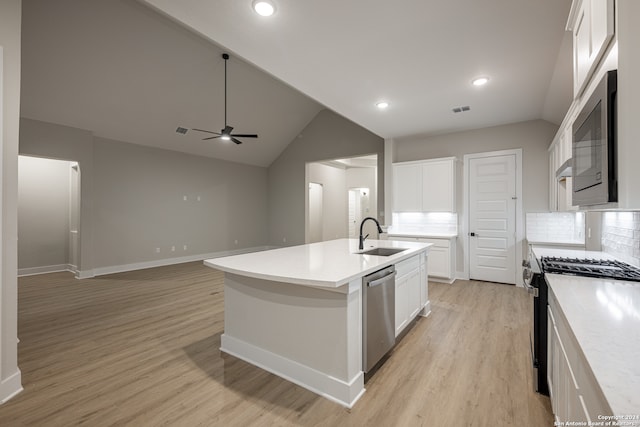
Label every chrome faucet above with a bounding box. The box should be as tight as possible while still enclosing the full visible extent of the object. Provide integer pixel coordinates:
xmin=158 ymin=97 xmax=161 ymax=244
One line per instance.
xmin=359 ymin=217 xmax=384 ymax=250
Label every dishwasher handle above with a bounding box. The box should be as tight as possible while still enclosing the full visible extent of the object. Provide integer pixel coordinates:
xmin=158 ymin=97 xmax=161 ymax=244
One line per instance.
xmin=368 ymin=271 xmax=397 ymax=287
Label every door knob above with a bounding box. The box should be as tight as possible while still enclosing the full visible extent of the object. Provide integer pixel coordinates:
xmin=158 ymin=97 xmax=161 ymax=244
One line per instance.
xmin=470 ymin=232 xmax=476 ymax=237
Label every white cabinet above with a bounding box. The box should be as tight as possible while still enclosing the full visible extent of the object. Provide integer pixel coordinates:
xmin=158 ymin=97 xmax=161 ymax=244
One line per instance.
xmin=549 ymin=104 xmax=579 ymax=212
xmin=390 ymin=236 xmax=455 ymax=283
xmin=420 ymin=251 xmax=428 ymax=308
xmin=548 ymin=289 xmax=610 ymax=424
xmin=422 ymin=159 xmax=455 ymax=212
xmin=395 ymin=273 xmax=409 ymax=336
xmin=421 ymin=238 xmax=452 ymax=281
xmin=393 ymin=163 xmax=422 ymax=212
xmin=394 ymin=254 xmax=427 ymax=337
xmin=393 ymin=157 xmax=456 ymax=212
xmin=568 ymin=0 xmax=615 ymax=97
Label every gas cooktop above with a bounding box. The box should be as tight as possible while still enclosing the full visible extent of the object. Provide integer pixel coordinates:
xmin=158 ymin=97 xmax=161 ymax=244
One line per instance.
xmin=541 ymin=256 xmax=640 ymax=282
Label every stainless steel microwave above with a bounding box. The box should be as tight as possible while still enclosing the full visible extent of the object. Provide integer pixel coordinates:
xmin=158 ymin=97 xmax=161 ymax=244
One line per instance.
xmin=572 ymin=70 xmax=617 ymax=206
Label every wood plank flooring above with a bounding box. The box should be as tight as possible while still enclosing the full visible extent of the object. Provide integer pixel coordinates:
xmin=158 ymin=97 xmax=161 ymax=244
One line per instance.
xmin=0 ymin=262 xmax=552 ymax=426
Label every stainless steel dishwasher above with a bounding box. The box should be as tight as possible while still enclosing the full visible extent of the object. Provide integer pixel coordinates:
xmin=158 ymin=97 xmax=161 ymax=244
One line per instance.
xmin=362 ymin=265 xmax=396 ymax=373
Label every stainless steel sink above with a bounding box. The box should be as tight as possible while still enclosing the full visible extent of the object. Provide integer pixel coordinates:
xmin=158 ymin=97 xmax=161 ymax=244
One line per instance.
xmin=358 ymin=247 xmax=407 ymax=257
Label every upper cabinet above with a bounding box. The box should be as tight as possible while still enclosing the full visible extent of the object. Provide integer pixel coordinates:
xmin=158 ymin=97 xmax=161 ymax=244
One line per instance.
xmin=393 ymin=157 xmax=456 ymax=213
xmin=568 ymin=0 xmax=615 ymax=97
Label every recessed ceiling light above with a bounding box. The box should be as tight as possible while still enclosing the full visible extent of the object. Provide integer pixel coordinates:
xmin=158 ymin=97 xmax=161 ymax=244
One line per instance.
xmin=253 ymin=0 xmax=275 ymax=16
xmin=472 ymin=77 xmax=490 ymax=86
xmin=376 ymin=101 xmax=389 ymax=109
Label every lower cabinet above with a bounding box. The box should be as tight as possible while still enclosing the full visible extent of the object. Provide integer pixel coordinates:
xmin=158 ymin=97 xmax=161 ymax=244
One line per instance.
xmin=389 ymin=236 xmax=455 ymax=283
xmin=547 ymin=289 xmax=609 ymax=424
xmin=395 ymin=254 xmax=427 ymax=337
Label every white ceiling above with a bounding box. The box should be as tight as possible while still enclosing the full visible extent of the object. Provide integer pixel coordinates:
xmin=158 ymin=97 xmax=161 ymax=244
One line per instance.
xmin=20 ymin=0 xmax=573 ymax=168
xmin=142 ymin=0 xmax=573 ymax=139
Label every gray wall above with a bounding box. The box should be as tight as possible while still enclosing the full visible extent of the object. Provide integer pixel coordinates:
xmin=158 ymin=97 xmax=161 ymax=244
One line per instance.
xmin=92 ymin=136 xmax=268 ymax=269
xmin=18 ymin=156 xmax=72 ymax=270
xmin=268 ymin=109 xmax=384 ymax=246
xmin=394 ymin=119 xmax=557 ymax=274
xmin=0 ymin=0 xmax=22 ymax=402
xmin=19 ymin=118 xmax=269 ymax=273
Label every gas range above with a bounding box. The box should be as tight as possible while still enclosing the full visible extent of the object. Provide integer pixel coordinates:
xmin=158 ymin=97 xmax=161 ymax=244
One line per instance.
xmin=541 ymin=256 xmax=640 ymax=282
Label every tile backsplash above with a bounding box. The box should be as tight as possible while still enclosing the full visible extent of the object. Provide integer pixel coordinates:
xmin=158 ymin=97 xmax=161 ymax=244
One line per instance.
xmin=390 ymin=212 xmax=458 ymax=235
xmin=601 ymin=212 xmax=640 ymax=268
xmin=526 ymin=212 xmax=585 ymax=244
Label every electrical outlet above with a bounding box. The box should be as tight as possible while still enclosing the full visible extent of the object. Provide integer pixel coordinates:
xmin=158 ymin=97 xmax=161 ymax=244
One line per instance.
xmin=183 ymin=195 xmax=187 ymax=201
xmin=197 ymin=196 xmax=201 ymax=202
xmin=183 ymin=245 xmax=187 ymax=251
xmin=171 ymin=246 xmax=175 ymax=252
xmin=155 ymin=247 xmax=160 ymax=253
xmin=234 ymin=240 xmax=238 ymax=245
xmin=283 ymin=237 xmax=287 ymax=243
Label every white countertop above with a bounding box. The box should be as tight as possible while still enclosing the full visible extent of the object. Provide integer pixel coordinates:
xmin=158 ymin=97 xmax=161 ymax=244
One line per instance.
xmin=386 ymin=231 xmax=457 ymax=238
xmin=527 ymin=239 xmax=585 ymax=247
xmin=204 ymin=238 xmax=431 ymax=288
xmin=546 ymin=273 xmax=640 ymax=416
xmin=531 ymin=246 xmax=617 ymax=261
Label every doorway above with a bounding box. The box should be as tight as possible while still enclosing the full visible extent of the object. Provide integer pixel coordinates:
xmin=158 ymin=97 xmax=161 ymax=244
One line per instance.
xmin=348 ymin=188 xmax=370 ymax=238
xmin=18 ymin=155 xmax=81 ymax=276
xmin=305 ymin=154 xmax=378 ymax=243
xmin=308 ymin=182 xmax=324 ymax=243
xmin=464 ymin=150 xmax=522 ymax=285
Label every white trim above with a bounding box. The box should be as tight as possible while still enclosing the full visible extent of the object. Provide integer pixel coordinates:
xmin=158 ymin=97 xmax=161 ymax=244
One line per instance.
xmin=87 ymin=246 xmax=275 ymax=278
xmin=220 ymin=334 xmax=365 ymax=408
xmin=419 ymin=300 xmax=432 ymax=317
xmin=392 ymin=155 xmax=458 ymax=167
xmin=18 ymin=264 xmax=75 ymax=277
xmin=0 ymin=369 xmax=23 ymax=404
xmin=20 ymin=246 xmax=277 ymax=279
xmin=428 ymin=276 xmax=455 ymax=284
xmin=462 ymin=149 xmax=523 ymax=285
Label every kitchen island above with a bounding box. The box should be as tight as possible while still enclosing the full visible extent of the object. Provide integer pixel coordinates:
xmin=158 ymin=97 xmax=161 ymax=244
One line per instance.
xmin=204 ymin=238 xmax=431 ymax=407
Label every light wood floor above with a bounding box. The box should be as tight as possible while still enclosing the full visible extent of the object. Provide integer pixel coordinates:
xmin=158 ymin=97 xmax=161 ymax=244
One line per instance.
xmin=0 ymin=262 xmax=552 ymax=426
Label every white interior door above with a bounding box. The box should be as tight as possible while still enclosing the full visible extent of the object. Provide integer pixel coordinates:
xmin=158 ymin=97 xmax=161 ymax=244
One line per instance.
xmin=348 ymin=188 xmax=370 ymax=238
xmin=308 ymin=182 xmax=323 ymax=243
xmin=469 ymin=154 xmax=516 ymax=284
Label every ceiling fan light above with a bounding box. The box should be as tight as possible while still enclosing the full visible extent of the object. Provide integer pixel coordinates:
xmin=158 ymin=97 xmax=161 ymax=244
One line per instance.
xmin=253 ymin=0 xmax=275 ymax=16
xmin=376 ymin=101 xmax=389 ymax=109
xmin=221 ymin=135 xmax=231 ymax=141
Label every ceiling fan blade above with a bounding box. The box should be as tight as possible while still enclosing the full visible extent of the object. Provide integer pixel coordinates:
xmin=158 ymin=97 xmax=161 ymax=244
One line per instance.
xmin=231 ymin=137 xmax=243 ymax=145
xmin=192 ymin=128 xmax=221 ymax=135
xmin=203 ymin=136 xmax=221 ymax=141
xmin=231 ymin=134 xmax=258 ymax=138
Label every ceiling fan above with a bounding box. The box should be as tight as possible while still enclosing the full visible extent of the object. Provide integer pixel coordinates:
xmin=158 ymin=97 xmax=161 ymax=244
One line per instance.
xmin=192 ymin=53 xmax=258 ymax=145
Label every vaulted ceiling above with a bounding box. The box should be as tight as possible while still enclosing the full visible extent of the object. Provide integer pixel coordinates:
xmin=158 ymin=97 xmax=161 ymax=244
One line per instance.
xmin=20 ymin=0 xmax=323 ymax=167
xmin=20 ymin=0 xmax=573 ymax=167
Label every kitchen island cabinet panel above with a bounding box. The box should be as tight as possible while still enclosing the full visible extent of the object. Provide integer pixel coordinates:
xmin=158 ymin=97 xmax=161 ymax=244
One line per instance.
xmin=205 ymin=239 xmax=431 ymax=408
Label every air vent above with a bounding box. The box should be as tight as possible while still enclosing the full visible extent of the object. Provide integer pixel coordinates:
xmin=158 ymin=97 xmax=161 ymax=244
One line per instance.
xmin=452 ymin=106 xmax=471 ymax=113
xmin=175 ymin=127 xmax=189 ymax=135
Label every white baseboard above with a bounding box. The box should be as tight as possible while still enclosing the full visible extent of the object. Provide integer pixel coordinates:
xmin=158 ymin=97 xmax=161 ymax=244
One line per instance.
xmin=84 ymin=246 xmax=274 ymax=278
xmin=18 ymin=264 xmax=74 ymax=277
xmin=0 ymin=369 xmax=23 ymax=404
xmin=419 ymin=300 xmax=432 ymax=317
xmin=19 ymin=246 xmax=275 ymax=279
xmin=221 ymin=334 xmax=365 ymax=408
xmin=429 ymin=276 xmax=456 ymax=284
